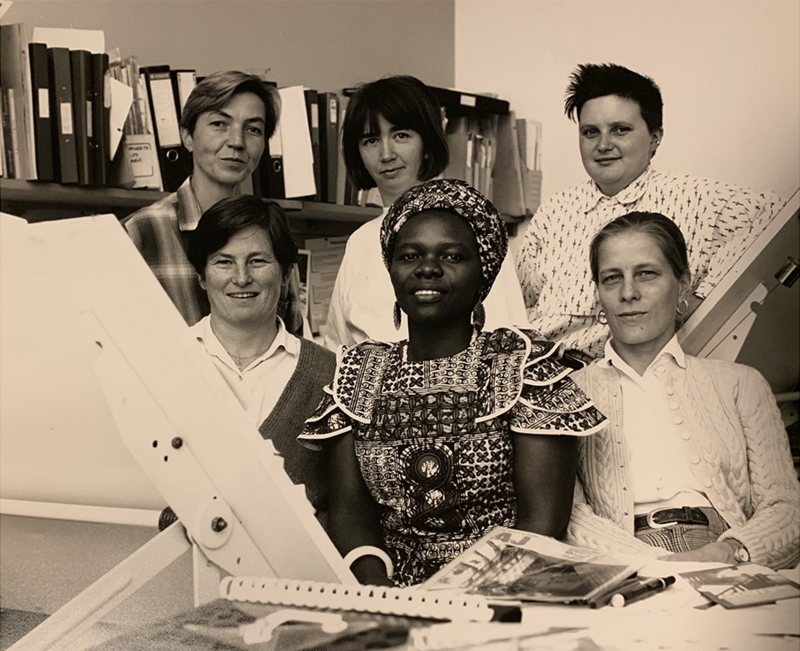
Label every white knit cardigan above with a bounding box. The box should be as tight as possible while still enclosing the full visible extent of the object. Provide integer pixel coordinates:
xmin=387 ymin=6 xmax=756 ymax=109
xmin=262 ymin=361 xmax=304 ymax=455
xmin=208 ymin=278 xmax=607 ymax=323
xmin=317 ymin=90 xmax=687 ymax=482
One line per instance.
xmin=567 ymin=355 xmax=799 ymax=570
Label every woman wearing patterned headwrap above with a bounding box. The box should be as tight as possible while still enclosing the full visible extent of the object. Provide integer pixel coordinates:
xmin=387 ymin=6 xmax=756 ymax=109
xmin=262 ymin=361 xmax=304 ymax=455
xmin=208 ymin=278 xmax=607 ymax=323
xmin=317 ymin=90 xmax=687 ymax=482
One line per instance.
xmin=300 ymin=179 xmax=607 ymax=587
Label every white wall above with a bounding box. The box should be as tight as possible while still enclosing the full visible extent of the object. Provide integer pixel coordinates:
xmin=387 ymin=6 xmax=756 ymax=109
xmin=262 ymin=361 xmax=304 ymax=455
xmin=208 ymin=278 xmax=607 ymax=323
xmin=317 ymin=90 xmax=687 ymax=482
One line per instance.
xmin=455 ymin=0 xmax=800 ymax=204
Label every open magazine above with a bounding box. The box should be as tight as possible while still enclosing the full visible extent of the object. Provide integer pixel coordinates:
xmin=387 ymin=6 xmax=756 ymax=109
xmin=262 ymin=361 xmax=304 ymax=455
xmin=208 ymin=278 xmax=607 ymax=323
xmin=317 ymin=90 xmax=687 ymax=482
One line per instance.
xmin=423 ymin=527 xmax=644 ymax=604
xmin=681 ymin=564 xmax=800 ymax=609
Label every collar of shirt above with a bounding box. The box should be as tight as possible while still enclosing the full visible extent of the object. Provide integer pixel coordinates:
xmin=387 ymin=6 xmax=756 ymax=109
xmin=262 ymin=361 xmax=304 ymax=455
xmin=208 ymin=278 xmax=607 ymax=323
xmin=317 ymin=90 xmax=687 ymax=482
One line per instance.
xmin=580 ymin=166 xmax=654 ymax=214
xmin=193 ymin=315 xmax=300 ymax=374
xmin=599 ymin=333 xmax=686 ymax=387
xmin=177 ymin=176 xmax=204 ymax=232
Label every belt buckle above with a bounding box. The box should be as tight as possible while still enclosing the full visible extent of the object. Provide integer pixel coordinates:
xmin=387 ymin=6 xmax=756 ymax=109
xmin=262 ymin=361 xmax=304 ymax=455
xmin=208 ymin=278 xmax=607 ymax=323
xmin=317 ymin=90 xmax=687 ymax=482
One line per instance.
xmin=646 ymin=508 xmax=677 ymax=529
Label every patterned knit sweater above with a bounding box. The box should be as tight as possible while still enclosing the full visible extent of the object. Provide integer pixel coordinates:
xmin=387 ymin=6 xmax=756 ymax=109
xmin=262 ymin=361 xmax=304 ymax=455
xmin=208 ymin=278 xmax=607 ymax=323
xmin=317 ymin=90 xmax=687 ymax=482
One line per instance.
xmin=258 ymin=339 xmax=336 ymax=517
xmin=567 ymin=355 xmax=799 ymax=570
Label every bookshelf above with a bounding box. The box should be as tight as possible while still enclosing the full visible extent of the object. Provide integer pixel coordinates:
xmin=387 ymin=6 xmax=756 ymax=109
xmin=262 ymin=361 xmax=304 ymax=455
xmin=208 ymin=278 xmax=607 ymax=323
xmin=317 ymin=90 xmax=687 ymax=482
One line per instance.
xmin=0 ymin=179 xmax=383 ymax=235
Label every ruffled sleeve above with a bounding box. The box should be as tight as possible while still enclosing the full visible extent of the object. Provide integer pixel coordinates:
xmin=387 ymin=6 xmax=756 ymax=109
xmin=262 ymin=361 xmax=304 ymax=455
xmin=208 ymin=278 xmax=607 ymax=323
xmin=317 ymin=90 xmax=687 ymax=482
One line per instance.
xmin=298 ymin=340 xmax=393 ymax=450
xmin=297 ymin=385 xmax=353 ymax=450
xmin=509 ymin=330 xmax=607 ymax=436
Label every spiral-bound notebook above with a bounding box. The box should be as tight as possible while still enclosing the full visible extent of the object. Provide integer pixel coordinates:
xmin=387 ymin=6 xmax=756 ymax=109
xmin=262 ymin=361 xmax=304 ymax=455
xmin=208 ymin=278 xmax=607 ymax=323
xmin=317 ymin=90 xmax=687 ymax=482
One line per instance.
xmin=219 ymin=576 xmax=494 ymax=622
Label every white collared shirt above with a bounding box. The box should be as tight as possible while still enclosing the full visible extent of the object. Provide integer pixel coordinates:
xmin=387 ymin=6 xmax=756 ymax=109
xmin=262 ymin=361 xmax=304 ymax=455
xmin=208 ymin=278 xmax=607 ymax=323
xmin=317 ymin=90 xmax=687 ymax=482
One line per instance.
xmin=600 ymin=335 xmax=712 ymax=513
xmin=189 ymin=315 xmax=300 ymax=428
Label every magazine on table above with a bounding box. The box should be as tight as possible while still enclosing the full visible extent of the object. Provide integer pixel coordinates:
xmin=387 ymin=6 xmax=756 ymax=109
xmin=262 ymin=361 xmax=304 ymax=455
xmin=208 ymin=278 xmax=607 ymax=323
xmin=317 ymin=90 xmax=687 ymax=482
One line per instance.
xmin=681 ymin=564 xmax=800 ymax=609
xmin=422 ymin=526 xmax=645 ymax=604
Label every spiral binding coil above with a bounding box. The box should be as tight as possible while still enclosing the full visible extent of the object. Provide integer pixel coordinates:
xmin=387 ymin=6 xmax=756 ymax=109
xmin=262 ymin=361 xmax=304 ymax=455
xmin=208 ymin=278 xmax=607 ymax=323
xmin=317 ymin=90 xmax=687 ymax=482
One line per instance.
xmin=219 ymin=576 xmax=493 ymax=622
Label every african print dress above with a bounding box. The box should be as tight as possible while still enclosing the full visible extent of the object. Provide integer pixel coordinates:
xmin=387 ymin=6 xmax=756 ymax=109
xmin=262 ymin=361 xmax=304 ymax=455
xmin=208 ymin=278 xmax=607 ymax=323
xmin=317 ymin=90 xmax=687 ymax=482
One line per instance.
xmin=299 ymin=327 xmax=606 ymax=586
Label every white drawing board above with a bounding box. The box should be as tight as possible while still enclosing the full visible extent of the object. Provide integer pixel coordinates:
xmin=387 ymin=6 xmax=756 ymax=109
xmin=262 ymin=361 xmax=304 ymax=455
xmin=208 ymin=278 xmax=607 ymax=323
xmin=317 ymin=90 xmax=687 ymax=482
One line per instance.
xmin=1 ymin=212 xmax=354 ymax=584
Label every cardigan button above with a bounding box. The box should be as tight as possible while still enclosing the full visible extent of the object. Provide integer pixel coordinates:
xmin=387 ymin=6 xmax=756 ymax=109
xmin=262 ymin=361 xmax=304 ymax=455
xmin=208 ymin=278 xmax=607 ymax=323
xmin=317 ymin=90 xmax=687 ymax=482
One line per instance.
xmin=665 ymin=387 xmax=675 ymax=395
xmin=669 ymin=401 xmax=679 ymax=410
xmin=673 ymin=415 xmax=684 ymax=425
xmin=681 ymin=431 xmax=691 ymax=440
xmin=703 ymin=478 xmax=713 ymax=488
xmin=691 ymin=455 xmax=701 ymax=464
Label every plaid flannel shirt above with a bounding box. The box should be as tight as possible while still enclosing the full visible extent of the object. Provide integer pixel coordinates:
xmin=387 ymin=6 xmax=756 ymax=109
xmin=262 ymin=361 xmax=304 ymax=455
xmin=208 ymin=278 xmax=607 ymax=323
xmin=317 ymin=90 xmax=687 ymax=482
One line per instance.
xmin=122 ymin=177 xmax=209 ymax=326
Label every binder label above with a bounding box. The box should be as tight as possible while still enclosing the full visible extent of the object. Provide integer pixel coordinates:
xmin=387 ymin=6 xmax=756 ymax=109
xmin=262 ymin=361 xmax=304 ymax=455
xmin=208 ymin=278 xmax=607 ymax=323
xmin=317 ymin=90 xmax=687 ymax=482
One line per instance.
xmin=310 ymin=104 xmax=319 ymax=129
xmin=150 ymin=78 xmax=181 ymax=147
xmin=60 ymin=102 xmax=74 ymax=135
xmin=460 ymin=95 xmax=477 ymax=107
xmin=38 ymin=89 xmax=50 ymax=118
xmin=329 ymin=98 xmax=337 ymax=123
xmin=86 ymin=101 xmax=93 ymax=138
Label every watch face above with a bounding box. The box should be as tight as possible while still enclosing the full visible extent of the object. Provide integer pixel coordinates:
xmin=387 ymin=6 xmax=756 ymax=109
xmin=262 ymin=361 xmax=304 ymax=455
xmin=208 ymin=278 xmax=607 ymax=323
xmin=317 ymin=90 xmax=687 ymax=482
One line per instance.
xmin=734 ymin=546 xmax=750 ymax=563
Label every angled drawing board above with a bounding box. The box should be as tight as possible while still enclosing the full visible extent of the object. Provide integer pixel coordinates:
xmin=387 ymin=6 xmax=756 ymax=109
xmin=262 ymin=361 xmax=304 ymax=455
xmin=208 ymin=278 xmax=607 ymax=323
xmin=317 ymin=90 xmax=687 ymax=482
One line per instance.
xmin=679 ymin=190 xmax=799 ymax=374
xmin=3 ymin=211 xmax=354 ymax=651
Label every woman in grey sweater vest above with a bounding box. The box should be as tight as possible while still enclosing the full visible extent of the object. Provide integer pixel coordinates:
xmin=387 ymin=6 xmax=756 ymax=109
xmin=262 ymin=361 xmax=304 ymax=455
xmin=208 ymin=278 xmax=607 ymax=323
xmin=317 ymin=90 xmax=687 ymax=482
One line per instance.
xmin=187 ymin=195 xmax=335 ymax=521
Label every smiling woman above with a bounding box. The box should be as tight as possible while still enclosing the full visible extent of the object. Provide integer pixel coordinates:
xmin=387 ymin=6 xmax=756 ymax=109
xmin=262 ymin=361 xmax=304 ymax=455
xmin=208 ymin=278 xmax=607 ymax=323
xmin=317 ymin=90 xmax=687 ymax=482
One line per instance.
xmin=185 ymin=195 xmax=337 ymax=524
xmin=300 ymin=179 xmax=607 ymax=587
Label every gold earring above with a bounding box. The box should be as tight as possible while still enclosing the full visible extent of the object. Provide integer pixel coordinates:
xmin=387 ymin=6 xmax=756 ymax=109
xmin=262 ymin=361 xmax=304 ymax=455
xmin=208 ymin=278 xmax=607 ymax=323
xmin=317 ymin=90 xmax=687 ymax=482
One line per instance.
xmin=595 ymin=308 xmax=608 ymax=325
xmin=676 ymin=299 xmax=689 ymax=316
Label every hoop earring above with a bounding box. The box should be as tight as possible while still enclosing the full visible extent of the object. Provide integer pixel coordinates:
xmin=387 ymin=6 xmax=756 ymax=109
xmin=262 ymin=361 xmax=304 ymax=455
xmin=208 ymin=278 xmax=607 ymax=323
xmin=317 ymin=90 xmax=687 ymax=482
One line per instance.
xmin=393 ymin=302 xmax=402 ymax=330
xmin=676 ymin=298 xmax=689 ymax=317
xmin=471 ymin=302 xmax=486 ymax=331
xmin=595 ymin=308 xmax=608 ymax=325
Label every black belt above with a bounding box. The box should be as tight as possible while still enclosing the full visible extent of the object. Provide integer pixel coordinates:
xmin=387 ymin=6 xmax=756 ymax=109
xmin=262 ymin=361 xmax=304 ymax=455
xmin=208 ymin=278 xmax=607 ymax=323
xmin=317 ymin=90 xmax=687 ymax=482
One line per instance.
xmin=634 ymin=506 xmax=710 ymax=531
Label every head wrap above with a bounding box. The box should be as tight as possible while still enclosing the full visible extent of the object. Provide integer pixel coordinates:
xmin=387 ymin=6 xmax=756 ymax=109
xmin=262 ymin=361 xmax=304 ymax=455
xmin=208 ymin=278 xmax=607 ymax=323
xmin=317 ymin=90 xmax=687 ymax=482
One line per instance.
xmin=380 ymin=179 xmax=508 ymax=303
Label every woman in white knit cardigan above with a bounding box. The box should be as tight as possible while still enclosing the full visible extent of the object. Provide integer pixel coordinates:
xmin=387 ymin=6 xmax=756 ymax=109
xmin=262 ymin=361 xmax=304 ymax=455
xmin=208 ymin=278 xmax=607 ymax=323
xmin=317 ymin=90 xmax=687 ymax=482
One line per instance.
xmin=566 ymin=211 xmax=799 ymax=569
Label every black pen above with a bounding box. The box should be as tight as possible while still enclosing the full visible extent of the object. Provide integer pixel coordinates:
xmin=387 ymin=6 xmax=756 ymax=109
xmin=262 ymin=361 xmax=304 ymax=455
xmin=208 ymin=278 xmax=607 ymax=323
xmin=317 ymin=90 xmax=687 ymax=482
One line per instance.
xmin=611 ymin=576 xmax=676 ymax=608
xmin=587 ymin=576 xmax=641 ymax=609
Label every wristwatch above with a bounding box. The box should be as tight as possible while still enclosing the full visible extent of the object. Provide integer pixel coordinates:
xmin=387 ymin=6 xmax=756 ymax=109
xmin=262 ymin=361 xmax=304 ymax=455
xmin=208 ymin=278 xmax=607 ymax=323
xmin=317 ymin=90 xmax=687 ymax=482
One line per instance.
xmin=724 ymin=538 xmax=751 ymax=564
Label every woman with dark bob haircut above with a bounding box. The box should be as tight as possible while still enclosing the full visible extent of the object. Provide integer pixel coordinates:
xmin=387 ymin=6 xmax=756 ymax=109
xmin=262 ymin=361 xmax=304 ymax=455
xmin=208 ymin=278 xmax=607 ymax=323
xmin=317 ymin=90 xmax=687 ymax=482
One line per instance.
xmin=566 ymin=211 xmax=799 ymax=569
xmin=325 ymin=75 xmax=527 ymax=350
xmin=187 ymin=195 xmax=336 ymax=522
xmin=302 ymin=179 xmax=606 ymax=587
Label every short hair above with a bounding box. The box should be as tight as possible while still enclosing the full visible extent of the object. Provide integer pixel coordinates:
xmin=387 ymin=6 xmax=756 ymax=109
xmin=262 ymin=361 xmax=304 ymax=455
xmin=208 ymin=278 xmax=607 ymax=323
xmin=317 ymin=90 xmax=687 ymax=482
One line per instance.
xmin=589 ymin=211 xmax=689 ymax=284
xmin=180 ymin=70 xmax=280 ymax=139
xmin=187 ymin=195 xmax=297 ymax=280
xmin=564 ymin=63 xmax=663 ymax=133
xmin=342 ymin=75 xmax=449 ymax=190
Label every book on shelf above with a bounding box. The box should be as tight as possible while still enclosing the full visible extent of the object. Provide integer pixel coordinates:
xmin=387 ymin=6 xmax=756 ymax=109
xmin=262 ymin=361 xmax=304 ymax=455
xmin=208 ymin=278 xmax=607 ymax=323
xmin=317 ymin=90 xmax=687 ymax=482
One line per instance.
xmin=318 ymin=91 xmax=338 ymax=203
xmin=304 ymin=87 xmax=322 ymax=201
xmin=48 ymin=46 xmax=79 ymax=184
xmin=70 ymin=48 xmax=94 ymax=185
xmin=0 ymin=91 xmax=6 ymax=177
xmin=1 ymin=87 xmax=20 ymax=179
xmin=681 ymin=564 xmax=800 ymax=609
xmin=492 ymin=111 xmax=525 ymax=217
xmin=262 ymin=115 xmax=286 ymax=198
xmin=278 ymin=85 xmax=316 ymax=199
xmin=142 ymin=64 xmax=191 ymax=192
xmin=0 ymin=23 xmax=37 ymax=180
xmin=28 ymin=42 xmax=54 ymax=182
xmin=423 ymin=526 xmax=644 ymax=605
xmin=91 ymin=52 xmax=110 ymax=186
xmin=304 ymin=235 xmax=348 ymax=335
xmin=250 ymin=77 xmax=282 ymax=200
xmin=170 ymin=68 xmax=196 ymax=118
xmin=335 ymin=94 xmax=360 ymax=206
